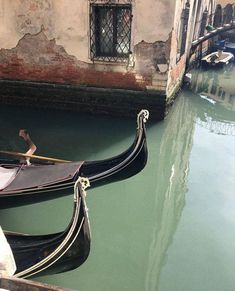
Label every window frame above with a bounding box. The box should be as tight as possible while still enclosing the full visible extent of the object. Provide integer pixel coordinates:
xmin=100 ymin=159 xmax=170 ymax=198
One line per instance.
xmin=90 ymin=3 xmax=132 ymax=63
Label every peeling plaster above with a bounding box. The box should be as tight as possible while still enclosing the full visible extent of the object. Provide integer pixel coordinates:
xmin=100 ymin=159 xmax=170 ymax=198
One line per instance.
xmin=0 ymin=0 xmax=178 ymax=96
xmin=0 ymin=30 xmax=146 ymax=90
xmin=15 ymin=0 xmax=55 ymax=38
xmin=0 ymin=28 xmax=85 ymax=67
xmin=134 ymin=37 xmax=171 ymax=76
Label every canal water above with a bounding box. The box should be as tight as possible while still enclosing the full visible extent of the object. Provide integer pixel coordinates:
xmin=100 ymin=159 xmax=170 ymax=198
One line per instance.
xmin=0 ymin=66 xmax=235 ymax=291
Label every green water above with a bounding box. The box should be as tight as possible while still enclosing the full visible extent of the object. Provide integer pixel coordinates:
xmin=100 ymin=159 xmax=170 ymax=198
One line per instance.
xmin=0 ymin=67 xmax=235 ymax=291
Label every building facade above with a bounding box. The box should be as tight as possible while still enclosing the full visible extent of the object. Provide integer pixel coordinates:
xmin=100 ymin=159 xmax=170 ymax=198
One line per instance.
xmin=0 ymin=0 xmax=219 ymax=119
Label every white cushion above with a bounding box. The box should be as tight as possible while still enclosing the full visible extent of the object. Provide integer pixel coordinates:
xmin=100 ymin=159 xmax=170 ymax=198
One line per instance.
xmin=0 ymin=167 xmax=17 ymax=190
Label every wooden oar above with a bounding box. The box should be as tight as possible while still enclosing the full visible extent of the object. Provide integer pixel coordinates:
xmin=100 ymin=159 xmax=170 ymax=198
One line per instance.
xmin=0 ymin=150 xmax=71 ymax=164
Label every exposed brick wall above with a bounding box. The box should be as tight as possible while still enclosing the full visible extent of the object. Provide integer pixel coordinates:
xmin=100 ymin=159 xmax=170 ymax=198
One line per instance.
xmin=170 ymin=55 xmax=186 ymax=82
xmin=134 ymin=40 xmax=170 ymax=75
xmin=0 ymin=30 xmax=148 ymax=91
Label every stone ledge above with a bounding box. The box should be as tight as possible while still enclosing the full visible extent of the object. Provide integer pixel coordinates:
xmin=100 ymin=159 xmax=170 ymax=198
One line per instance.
xmin=0 ymin=79 xmax=167 ymax=121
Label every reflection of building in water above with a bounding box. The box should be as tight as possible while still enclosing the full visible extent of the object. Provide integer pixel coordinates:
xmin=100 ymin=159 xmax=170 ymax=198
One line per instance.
xmin=144 ymin=94 xmax=196 ymax=290
xmin=189 ymin=68 xmax=235 ymax=135
xmin=190 ymin=68 xmax=235 ymax=112
xmin=197 ymin=117 xmax=235 ymax=135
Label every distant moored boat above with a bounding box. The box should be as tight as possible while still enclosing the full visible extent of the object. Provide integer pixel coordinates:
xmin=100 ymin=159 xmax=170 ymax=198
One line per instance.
xmin=201 ymin=51 xmax=234 ymax=68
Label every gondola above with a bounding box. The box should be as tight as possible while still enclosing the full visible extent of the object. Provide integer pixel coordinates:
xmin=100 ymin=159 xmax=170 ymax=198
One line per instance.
xmin=0 ymin=110 xmax=149 ymax=207
xmin=2 ymin=177 xmax=91 ymax=278
xmin=0 ymin=276 xmax=72 ymax=290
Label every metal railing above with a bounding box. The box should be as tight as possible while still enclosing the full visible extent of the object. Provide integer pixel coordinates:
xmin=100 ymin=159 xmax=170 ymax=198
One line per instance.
xmin=193 ymin=4 xmax=235 ymax=42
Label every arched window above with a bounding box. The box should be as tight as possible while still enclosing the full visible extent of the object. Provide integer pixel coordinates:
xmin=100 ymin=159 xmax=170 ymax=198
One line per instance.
xmin=213 ymin=4 xmax=222 ymax=27
xmin=223 ymin=4 xmax=234 ymax=24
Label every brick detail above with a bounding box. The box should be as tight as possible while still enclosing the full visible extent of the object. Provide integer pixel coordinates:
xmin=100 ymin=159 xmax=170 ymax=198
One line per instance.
xmin=0 ymin=31 xmax=146 ymax=90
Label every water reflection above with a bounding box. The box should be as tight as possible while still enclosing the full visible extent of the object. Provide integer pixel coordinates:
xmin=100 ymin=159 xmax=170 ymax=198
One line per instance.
xmin=0 ymin=66 xmax=234 ymax=290
xmin=145 ymin=94 xmax=196 ymax=290
xmin=189 ymin=67 xmax=235 ymax=136
xmin=145 ymin=66 xmax=235 ymax=290
xmin=157 ymin=68 xmax=235 ymax=291
xmin=190 ymin=67 xmax=235 ymax=112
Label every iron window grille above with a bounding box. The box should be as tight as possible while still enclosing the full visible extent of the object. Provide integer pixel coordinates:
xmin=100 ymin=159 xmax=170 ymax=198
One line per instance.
xmin=90 ymin=4 xmax=132 ymax=62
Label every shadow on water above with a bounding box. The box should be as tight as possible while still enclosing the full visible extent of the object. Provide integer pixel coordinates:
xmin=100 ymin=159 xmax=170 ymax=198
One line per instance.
xmin=0 ymin=104 xmax=145 ymax=161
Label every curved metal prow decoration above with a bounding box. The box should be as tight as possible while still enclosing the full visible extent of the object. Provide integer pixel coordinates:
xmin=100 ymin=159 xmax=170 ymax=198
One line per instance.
xmin=74 ymin=177 xmax=91 ymax=236
xmin=137 ymin=109 xmax=149 ymax=129
xmin=74 ymin=177 xmax=90 ymax=201
xmin=12 ymin=175 xmax=91 ymax=278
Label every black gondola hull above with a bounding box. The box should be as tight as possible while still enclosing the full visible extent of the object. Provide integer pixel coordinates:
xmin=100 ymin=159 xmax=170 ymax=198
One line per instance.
xmin=4 ymin=179 xmax=91 ymax=278
xmin=0 ymin=111 xmax=148 ymax=208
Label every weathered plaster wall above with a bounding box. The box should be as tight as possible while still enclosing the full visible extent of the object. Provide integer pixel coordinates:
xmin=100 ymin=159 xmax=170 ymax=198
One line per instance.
xmin=132 ymin=0 xmax=175 ymax=93
xmin=133 ymin=39 xmax=171 ymax=91
xmin=166 ymin=0 xmax=181 ymax=98
xmin=133 ymin=0 xmax=175 ymax=43
xmin=0 ymin=0 xmax=177 ymax=95
xmin=0 ymin=0 xmax=218 ymax=117
xmin=52 ymin=1 xmax=89 ymax=63
xmin=0 ymin=30 xmax=146 ymax=90
xmin=0 ymin=1 xmax=143 ymax=90
xmin=0 ymin=0 xmax=175 ymax=88
xmin=0 ymin=0 xmax=89 ymax=62
xmin=166 ymin=0 xmax=191 ymax=99
xmin=0 ymin=1 xmax=53 ymax=48
xmin=166 ymin=0 xmax=216 ymax=100
xmin=0 ymin=0 xmax=176 ymax=64
xmin=0 ymin=0 xmax=219 ymax=105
